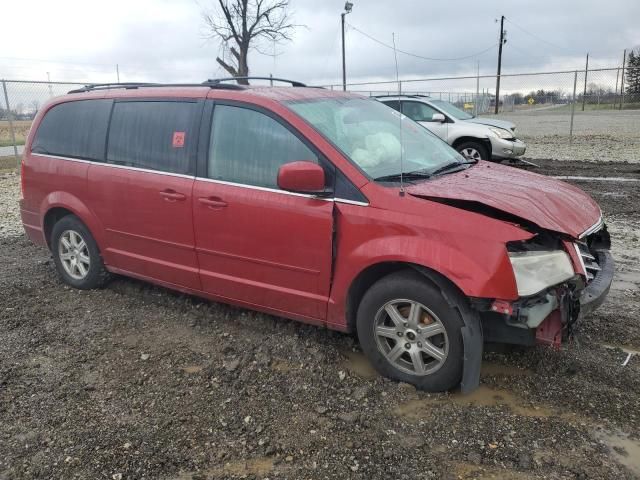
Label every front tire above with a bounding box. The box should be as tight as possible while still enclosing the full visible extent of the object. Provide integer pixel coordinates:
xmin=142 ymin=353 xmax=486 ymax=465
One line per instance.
xmin=456 ymin=141 xmax=489 ymax=162
xmin=356 ymin=270 xmax=467 ymax=392
xmin=51 ymin=215 xmax=110 ymax=289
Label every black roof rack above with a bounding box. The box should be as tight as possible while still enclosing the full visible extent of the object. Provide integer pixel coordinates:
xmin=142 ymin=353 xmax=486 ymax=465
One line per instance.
xmin=207 ymin=76 xmax=307 ymax=87
xmin=68 ymin=77 xmax=308 ymax=94
xmin=68 ymin=82 xmax=161 ymax=94
xmin=67 ymin=81 xmax=246 ymax=94
xmin=372 ymin=94 xmax=432 ymax=100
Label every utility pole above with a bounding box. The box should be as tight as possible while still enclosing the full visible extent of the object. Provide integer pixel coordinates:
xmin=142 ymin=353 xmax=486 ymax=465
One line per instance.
xmin=341 ymin=2 xmax=353 ymax=91
xmin=475 ymin=60 xmax=480 ymax=117
xmin=582 ymin=53 xmax=589 ymax=111
xmin=116 ymin=64 xmax=120 ymax=83
xmin=620 ymin=48 xmax=627 ymax=110
xmin=494 ymin=15 xmax=506 ymax=115
xmin=46 ymin=72 xmax=53 ymax=97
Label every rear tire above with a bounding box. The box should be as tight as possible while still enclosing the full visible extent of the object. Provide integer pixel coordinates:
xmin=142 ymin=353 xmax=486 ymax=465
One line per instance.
xmin=51 ymin=215 xmax=110 ymax=290
xmin=356 ymin=270 xmax=468 ymax=392
xmin=456 ymin=141 xmax=489 ymax=162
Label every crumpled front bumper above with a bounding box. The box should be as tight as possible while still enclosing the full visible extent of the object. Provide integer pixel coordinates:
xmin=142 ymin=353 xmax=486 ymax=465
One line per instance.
xmin=579 ymin=249 xmax=614 ymax=317
xmin=490 ymin=137 xmax=527 ymax=160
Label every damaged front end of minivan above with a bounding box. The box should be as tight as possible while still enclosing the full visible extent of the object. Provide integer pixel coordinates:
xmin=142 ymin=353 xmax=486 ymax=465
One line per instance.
xmin=404 ymin=161 xmax=615 ymax=351
xmin=474 ymin=221 xmax=613 ymax=349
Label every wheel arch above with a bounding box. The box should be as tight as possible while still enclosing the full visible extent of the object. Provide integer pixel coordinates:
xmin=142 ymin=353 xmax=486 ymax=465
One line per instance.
xmin=345 ymin=261 xmax=467 ymax=335
xmin=451 ymin=136 xmax=492 ymax=158
xmin=40 ymin=192 xmax=105 ymax=251
xmin=43 ymin=207 xmax=75 ymax=248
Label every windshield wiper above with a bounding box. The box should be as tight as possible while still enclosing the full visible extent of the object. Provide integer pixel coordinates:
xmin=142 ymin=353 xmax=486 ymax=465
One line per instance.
xmin=430 ymin=159 xmax=477 ymax=176
xmin=373 ymin=170 xmax=433 ymax=182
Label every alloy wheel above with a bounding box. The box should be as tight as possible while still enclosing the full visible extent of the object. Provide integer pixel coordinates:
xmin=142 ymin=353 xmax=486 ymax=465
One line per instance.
xmin=58 ymin=230 xmax=91 ymax=280
xmin=373 ymin=299 xmax=449 ymax=376
xmin=460 ymin=147 xmax=482 ymax=161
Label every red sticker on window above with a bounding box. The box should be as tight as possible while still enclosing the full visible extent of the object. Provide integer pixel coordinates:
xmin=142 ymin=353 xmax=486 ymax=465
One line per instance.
xmin=172 ymin=131 xmax=185 ymax=148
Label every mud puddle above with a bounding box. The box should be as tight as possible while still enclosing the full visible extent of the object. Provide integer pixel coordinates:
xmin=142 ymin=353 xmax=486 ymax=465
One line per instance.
xmin=342 ymin=352 xmax=534 ymax=381
xmin=172 ymin=457 xmax=274 ymax=479
xmin=453 ymin=462 xmax=535 ymax=479
xmin=341 ymin=349 xmax=379 ymax=379
xmin=480 ymin=361 xmax=533 ymax=377
xmin=596 ymin=430 xmax=640 ymax=477
xmin=602 ymin=343 xmax=640 ymax=356
xmin=395 ymin=385 xmax=553 ymax=420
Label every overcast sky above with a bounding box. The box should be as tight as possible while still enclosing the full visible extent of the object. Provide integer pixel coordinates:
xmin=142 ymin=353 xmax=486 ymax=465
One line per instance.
xmin=1 ymin=0 xmax=639 ymax=87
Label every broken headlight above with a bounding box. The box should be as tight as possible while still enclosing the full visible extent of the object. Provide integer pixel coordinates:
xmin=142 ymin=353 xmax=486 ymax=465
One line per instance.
xmin=508 ymin=250 xmax=574 ymax=297
xmin=489 ymin=127 xmax=513 ymax=139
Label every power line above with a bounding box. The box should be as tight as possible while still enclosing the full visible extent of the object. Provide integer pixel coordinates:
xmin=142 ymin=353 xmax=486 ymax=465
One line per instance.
xmin=504 ymin=18 xmax=570 ymax=53
xmin=504 ymin=18 xmax=623 ymax=61
xmin=506 ymin=41 xmax=549 ymax=62
xmin=346 ymin=22 xmax=497 ymax=62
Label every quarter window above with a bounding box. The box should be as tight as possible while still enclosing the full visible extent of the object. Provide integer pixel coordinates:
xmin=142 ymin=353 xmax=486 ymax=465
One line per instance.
xmin=31 ymin=99 xmax=111 ymax=160
xmin=208 ymin=105 xmax=318 ymax=189
xmin=107 ymin=101 xmax=196 ymax=174
xmin=381 ymin=100 xmax=401 ymax=112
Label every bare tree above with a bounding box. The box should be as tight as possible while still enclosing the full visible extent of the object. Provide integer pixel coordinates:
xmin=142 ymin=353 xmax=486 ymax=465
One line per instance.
xmin=202 ymin=0 xmax=297 ymax=85
xmin=30 ymin=100 xmax=40 ymax=118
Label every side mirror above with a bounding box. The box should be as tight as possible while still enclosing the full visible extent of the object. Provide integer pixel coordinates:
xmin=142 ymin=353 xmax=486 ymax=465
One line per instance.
xmin=431 ymin=113 xmax=446 ymax=123
xmin=277 ymin=161 xmax=326 ymax=194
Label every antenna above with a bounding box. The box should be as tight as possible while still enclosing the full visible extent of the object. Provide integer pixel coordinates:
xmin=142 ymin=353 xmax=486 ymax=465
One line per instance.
xmin=392 ymin=32 xmax=405 ymax=197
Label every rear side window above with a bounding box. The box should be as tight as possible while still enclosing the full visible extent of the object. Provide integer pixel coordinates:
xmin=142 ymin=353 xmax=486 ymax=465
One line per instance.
xmin=31 ymin=99 xmax=111 ymax=160
xmin=208 ymin=105 xmax=317 ymax=189
xmin=107 ymin=101 xmax=196 ymax=174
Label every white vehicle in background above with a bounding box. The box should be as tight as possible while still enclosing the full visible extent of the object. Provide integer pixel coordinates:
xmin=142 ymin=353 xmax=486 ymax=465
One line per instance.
xmin=376 ymin=95 xmax=527 ymax=162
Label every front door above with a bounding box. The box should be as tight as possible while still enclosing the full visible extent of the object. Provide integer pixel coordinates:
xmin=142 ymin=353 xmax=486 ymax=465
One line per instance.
xmin=193 ymin=103 xmax=334 ymax=321
xmin=401 ymin=101 xmax=449 ymax=141
xmin=86 ymin=99 xmax=201 ymax=290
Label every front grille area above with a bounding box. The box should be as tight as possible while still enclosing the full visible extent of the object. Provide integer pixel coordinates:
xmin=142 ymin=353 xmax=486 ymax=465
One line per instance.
xmin=577 ymin=240 xmax=601 ymax=282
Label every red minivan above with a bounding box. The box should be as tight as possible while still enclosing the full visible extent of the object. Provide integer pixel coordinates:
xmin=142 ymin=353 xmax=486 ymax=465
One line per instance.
xmin=19 ymin=78 xmax=613 ymax=392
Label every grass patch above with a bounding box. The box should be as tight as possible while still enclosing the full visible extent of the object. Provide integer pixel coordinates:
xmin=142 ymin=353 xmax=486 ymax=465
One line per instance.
xmin=0 ymin=139 xmax=25 ymax=147
xmin=0 ymin=120 xmax=31 ymax=147
xmin=0 ymin=155 xmax=19 ymax=172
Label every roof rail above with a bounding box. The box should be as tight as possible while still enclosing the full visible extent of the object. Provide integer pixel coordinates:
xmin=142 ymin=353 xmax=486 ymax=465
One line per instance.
xmin=67 ymin=77 xmax=308 ymax=95
xmin=68 ymin=81 xmax=247 ymax=94
xmin=68 ymin=82 xmax=162 ymax=94
xmin=371 ymin=94 xmax=432 ymax=99
xmin=206 ymin=76 xmax=307 ymax=87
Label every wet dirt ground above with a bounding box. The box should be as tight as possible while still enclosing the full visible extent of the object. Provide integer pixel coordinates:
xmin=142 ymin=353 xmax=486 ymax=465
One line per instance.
xmin=0 ymin=159 xmax=639 ymax=479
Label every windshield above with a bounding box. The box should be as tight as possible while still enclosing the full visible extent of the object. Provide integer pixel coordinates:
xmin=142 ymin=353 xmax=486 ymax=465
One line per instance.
xmin=429 ymin=99 xmax=474 ymax=120
xmin=286 ymin=97 xmax=463 ymax=181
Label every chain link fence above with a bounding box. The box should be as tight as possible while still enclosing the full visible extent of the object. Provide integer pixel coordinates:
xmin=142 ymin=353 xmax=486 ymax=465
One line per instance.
xmin=1 ymin=80 xmax=85 ymax=167
xmin=1 ymin=68 xmax=640 ymax=167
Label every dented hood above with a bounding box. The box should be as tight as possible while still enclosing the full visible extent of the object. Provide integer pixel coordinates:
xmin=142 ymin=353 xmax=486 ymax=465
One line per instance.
xmin=406 ymin=161 xmax=601 ymax=238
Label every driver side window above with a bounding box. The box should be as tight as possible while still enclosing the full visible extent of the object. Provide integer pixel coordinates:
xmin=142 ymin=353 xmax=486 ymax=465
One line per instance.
xmin=208 ymin=105 xmax=318 ymax=189
xmin=401 ymin=101 xmax=440 ymax=122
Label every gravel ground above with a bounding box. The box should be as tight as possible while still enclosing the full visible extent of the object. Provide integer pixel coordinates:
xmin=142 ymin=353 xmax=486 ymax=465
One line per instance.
xmin=1 ymin=163 xmax=639 ymax=480
xmin=495 ymin=109 xmax=640 ymax=163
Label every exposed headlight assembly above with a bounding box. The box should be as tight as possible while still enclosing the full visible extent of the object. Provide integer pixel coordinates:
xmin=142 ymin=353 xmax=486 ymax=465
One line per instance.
xmin=489 ymin=127 xmax=513 ymax=139
xmin=508 ymin=250 xmax=574 ymax=297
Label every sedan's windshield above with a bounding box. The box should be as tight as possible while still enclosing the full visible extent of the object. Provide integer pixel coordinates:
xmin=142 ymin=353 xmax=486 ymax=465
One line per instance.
xmin=286 ymin=97 xmax=464 ymax=181
xmin=429 ymin=99 xmax=474 ymax=120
